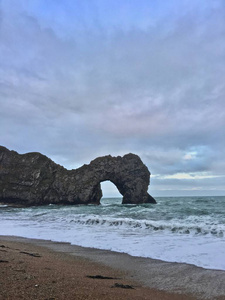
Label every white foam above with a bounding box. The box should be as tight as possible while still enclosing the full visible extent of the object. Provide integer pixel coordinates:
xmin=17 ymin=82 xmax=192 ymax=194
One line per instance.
xmin=1 ymin=215 xmax=225 ymax=270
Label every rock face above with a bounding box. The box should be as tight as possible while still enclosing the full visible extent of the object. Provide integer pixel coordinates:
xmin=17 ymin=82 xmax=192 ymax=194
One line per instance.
xmin=0 ymin=146 xmax=156 ymax=206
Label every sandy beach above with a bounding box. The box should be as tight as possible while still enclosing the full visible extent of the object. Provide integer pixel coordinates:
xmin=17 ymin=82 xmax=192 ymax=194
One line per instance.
xmin=0 ymin=236 xmax=225 ymax=300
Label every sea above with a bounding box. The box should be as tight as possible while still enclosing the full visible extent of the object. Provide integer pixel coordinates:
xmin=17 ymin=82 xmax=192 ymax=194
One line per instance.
xmin=1 ymin=196 xmax=225 ymax=271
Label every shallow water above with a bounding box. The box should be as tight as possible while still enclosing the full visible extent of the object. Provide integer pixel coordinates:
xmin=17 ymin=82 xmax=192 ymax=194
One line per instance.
xmin=1 ymin=196 xmax=225 ymax=270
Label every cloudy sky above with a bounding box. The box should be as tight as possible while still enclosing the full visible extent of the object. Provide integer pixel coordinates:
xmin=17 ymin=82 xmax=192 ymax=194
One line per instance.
xmin=1 ymin=0 xmax=224 ymax=197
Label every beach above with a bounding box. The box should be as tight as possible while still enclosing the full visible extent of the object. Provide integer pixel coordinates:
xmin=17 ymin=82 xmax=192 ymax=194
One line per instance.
xmin=1 ymin=236 xmax=225 ymax=300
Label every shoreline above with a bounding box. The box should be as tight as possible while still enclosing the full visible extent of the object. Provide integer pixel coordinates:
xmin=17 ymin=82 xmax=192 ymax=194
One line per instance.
xmin=1 ymin=236 xmax=225 ymax=299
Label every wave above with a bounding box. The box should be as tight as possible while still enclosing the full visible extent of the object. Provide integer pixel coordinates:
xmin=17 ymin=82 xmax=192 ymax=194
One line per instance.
xmin=68 ymin=216 xmax=224 ymax=237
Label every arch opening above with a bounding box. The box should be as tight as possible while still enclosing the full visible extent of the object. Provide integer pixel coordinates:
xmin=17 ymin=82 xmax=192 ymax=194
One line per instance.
xmin=100 ymin=180 xmax=122 ymax=202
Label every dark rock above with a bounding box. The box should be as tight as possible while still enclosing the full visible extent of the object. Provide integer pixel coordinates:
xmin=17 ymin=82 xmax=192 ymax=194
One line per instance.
xmin=20 ymin=251 xmax=41 ymax=257
xmin=112 ymin=283 xmax=135 ymax=289
xmin=0 ymin=146 xmax=156 ymax=206
xmin=86 ymin=275 xmax=118 ymax=279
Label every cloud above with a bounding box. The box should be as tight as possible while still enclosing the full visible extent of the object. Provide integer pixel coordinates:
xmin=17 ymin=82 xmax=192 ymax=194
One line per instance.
xmin=0 ymin=0 xmax=224 ymax=195
xmin=151 ymin=174 xmax=225 ymax=196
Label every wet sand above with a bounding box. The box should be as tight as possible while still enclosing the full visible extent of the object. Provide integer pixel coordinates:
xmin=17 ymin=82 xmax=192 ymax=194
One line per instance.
xmin=0 ymin=236 xmax=225 ymax=300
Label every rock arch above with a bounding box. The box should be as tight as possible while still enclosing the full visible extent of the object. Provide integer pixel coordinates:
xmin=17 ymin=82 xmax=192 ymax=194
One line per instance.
xmin=72 ymin=153 xmax=156 ymax=205
xmin=0 ymin=146 xmax=156 ymax=206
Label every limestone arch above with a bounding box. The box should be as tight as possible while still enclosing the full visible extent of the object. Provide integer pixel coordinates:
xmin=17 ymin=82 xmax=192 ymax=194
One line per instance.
xmin=81 ymin=153 xmax=156 ymax=205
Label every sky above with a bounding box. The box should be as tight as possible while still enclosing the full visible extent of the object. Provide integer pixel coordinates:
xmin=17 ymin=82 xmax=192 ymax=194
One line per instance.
xmin=0 ymin=0 xmax=225 ymax=197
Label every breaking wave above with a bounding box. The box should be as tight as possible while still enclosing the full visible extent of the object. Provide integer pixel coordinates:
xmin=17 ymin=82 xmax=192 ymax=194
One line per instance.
xmin=69 ymin=216 xmax=224 ymax=237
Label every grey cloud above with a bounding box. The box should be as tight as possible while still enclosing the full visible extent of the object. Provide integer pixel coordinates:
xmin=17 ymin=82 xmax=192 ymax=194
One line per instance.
xmin=0 ymin=1 xmax=224 ymax=195
xmin=151 ymin=176 xmax=225 ymax=197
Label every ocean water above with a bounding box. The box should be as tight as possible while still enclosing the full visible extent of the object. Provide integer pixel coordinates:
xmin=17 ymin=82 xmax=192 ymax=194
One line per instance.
xmin=1 ymin=196 xmax=225 ymax=270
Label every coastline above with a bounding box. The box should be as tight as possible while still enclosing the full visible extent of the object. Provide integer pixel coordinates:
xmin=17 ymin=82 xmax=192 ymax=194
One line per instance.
xmin=1 ymin=236 xmax=225 ymax=299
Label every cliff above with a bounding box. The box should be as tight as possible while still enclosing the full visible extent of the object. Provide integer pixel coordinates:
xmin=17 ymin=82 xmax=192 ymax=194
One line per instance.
xmin=0 ymin=146 xmax=156 ymax=206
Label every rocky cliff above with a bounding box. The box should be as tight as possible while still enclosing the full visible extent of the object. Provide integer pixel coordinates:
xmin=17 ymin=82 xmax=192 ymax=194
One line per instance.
xmin=0 ymin=146 xmax=156 ymax=206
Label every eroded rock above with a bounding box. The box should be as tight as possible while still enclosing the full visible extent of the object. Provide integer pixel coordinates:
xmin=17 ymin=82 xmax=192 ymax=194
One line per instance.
xmin=0 ymin=146 xmax=156 ymax=206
